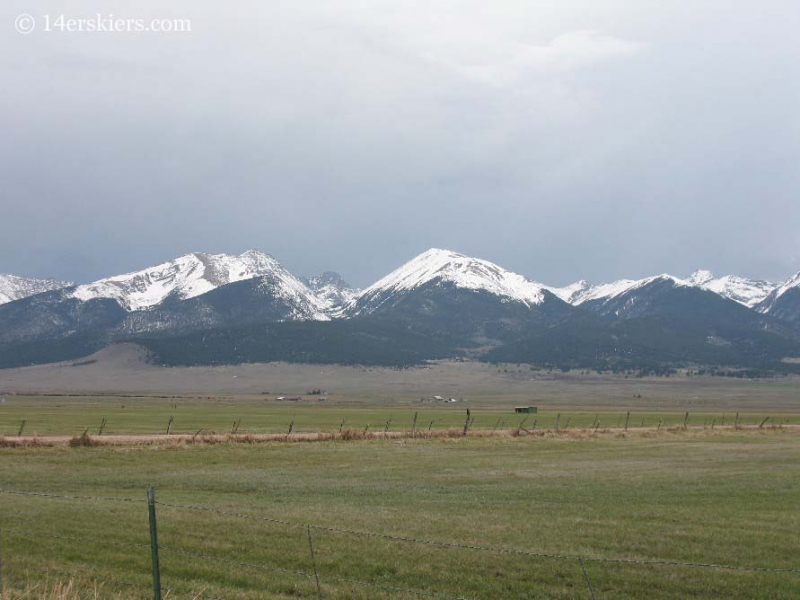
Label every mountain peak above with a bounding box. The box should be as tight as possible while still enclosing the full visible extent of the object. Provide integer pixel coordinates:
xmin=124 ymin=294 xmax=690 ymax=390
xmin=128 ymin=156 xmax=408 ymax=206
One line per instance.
xmin=779 ymin=271 xmax=800 ymax=290
xmin=688 ymin=270 xmax=715 ymax=285
xmin=307 ymin=271 xmax=352 ymax=288
xmin=304 ymin=271 xmax=360 ymax=311
xmin=353 ymin=248 xmax=548 ymax=313
xmin=69 ymin=250 xmax=291 ymax=311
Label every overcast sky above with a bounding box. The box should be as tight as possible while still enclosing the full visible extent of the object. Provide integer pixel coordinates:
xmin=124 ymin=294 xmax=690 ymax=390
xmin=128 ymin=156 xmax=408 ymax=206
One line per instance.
xmin=2 ymin=1 xmax=799 ymax=287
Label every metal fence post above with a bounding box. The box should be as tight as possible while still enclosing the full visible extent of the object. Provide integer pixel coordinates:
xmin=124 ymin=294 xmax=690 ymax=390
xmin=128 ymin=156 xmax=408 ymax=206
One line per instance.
xmin=147 ymin=487 xmax=162 ymax=600
xmin=0 ymin=528 xmax=5 ymax=599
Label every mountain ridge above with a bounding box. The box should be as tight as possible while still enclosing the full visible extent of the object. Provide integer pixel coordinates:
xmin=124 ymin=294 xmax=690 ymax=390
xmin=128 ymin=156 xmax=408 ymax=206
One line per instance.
xmin=3 ymin=250 xmax=792 ymax=314
xmin=0 ymin=274 xmax=73 ymax=306
xmin=2 ymin=249 xmax=799 ymax=370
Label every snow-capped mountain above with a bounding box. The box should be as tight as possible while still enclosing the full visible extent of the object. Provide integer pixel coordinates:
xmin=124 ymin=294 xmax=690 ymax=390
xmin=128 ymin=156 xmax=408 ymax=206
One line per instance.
xmin=0 ymin=274 xmax=72 ymax=306
xmin=687 ymin=270 xmax=775 ymax=308
xmin=545 ymin=270 xmax=775 ymax=310
xmin=0 ymin=251 xmax=329 ymax=351
xmin=756 ymin=271 xmax=800 ymax=323
xmin=349 ymin=248 xmax=549 ymax=316
xmin=574 ymin=272 xmax=778 ymax=331
xmin=341 ymin=248 xmax=573 ymax=349
xmin=69 ymin=250 xmax=326 ymax=316
xmin=2 ymin=247 xmax=800 ymax=370
xmin=303 ymin=272 xmax=360 ymax=311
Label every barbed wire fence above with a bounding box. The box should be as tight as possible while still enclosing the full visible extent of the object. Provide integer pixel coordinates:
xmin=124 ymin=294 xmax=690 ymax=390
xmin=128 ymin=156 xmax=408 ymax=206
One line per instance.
xmin=0 ymin=488 xmax=798 ymax=599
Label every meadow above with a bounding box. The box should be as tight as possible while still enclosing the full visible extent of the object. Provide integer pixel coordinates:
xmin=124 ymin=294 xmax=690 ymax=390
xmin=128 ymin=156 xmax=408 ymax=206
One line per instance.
xmin=1 ymin=371 xmax=799 ymax=598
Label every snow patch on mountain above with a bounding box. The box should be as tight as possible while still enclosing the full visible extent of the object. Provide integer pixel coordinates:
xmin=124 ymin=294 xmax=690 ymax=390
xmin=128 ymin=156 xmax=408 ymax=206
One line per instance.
xmin=545 ymin=280 xmax=593 ymax=304
xmin=0 ymin=274 xmax=73 ymax=305
xmin=686 ymin=269 xmax=776 ymax=308
xmin=556 ymin=270 xmax=774 ymax=308
xmin=570 ymin=275 xmax=690 ymax=306
xmin=70 ymin=250 xmax=329 ymax=319
xmin=351 ymin=248 xmax=548 ymax=314
xmin=304 ymin=272 xmax=360 ymax=312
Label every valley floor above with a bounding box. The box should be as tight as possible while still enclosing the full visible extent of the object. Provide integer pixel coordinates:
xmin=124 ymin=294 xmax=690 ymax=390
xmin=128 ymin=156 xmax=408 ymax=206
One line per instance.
xmin=1 ymin=428 xmax=799 ymax=599
xmin=1 ymin=356 xmax=799 ymax=599
xmin=3 ymin=343 xmax=800 ymax=411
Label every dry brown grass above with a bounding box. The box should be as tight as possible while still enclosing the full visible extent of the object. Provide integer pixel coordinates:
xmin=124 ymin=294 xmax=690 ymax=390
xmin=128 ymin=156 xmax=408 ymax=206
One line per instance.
xmin=0 ymin=437 xmax=56 ymax=449
xmin=68 ymin=432 xmax=102 ymax=448
xmin=2 ymin=579 xmax=114 ymax=599
xmin=1 ymin=423 xmax=795 ymax=450
xmin=2 ymin=578 xmax=199 ymax=600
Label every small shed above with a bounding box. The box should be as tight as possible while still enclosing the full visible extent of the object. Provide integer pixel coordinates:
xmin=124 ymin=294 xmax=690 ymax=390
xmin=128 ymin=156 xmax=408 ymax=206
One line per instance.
xmin=515 ymin=406 xmax=537 ymax=414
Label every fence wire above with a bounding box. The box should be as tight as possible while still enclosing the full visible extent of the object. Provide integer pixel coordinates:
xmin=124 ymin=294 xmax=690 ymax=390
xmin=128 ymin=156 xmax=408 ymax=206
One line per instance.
xmin=0 ymin=489 xmax=141 ymax=504
xmin=153 ymin=500 xmax=800 ymax=575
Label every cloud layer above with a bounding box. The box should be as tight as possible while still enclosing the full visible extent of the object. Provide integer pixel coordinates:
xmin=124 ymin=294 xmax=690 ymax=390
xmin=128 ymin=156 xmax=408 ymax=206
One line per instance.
xmin=1 ymin=0 xmax=798 ymax=287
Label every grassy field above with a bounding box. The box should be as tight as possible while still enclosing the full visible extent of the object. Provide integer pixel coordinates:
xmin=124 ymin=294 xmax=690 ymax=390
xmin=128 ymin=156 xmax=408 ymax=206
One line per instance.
xmin=1 ymin=373 xmax=799 ymax=599
xmin=1 ymin=425 xmax=799 ymax=598
xmin=1 ymin=394 xmax=798 ymax=439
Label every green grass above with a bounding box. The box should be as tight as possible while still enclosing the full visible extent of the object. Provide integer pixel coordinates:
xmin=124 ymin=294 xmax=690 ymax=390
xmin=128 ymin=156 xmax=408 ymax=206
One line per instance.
xmin=1 ymin=395 xmax=796 ymax=438
xmin=1 ymin=426 xmax=799 ymax=598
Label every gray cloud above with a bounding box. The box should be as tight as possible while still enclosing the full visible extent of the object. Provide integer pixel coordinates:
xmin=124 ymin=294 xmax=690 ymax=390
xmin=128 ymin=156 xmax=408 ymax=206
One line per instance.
xmin=1 ymin=0 xmax=798 ymax=287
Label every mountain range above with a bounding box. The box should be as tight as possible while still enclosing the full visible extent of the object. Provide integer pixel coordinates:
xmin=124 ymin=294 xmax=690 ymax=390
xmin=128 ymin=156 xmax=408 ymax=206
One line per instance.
xmin=1 ymin=249 xmax=799 ymax=371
